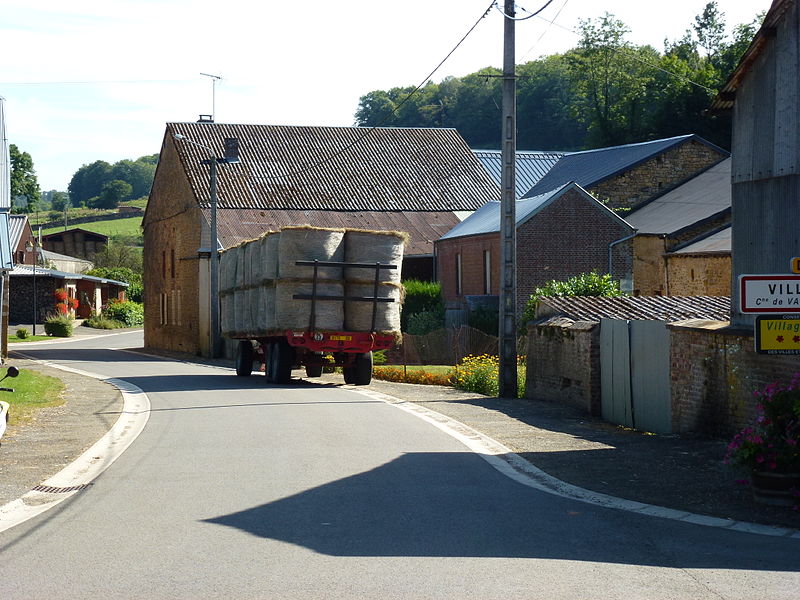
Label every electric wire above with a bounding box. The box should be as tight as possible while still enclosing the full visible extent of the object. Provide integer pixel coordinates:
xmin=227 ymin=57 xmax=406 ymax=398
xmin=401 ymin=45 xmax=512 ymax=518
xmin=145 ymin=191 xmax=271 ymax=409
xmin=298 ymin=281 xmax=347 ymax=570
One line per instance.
xmin=494 ymin=0 xmax=555 ymax=21
xmin=519 ymin=0 xmax=570 ymax=61
xmin=244 ymin=1 xmax=497 ymax=182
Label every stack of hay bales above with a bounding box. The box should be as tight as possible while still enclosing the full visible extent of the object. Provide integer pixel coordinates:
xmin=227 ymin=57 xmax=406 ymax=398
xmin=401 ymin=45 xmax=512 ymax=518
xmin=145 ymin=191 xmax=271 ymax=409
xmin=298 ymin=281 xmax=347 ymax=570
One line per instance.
xmin=219 ymin=226 xmax=405 ymax=338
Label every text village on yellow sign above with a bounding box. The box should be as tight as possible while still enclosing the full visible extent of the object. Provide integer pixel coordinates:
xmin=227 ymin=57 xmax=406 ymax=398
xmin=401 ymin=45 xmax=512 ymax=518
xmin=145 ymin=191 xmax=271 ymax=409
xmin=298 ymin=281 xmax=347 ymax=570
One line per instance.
xmin=755 ymin=315 xmax=800 ymax=354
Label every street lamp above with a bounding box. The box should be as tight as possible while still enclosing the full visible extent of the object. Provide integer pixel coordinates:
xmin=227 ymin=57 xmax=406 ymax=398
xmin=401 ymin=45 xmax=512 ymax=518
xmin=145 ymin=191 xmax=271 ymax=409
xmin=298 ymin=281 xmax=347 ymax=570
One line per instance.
xmin=173 ymin=133 xmax=240 ymax=358
xmin=25 ymin=239 xmax=37 ymax=335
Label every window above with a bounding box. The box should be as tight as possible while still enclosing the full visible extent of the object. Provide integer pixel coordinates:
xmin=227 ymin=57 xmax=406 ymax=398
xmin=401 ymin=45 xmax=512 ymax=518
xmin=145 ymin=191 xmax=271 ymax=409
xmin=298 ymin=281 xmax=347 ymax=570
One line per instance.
xmin=160 ymin=293 xmax=168 ymax=325
xmin=455 ymin=253 xmax=462 ymax=296
xmin=170 ymin=248 xmax=176 ymax=279
xmin=483 ymin=249 xmax=491 ymax=294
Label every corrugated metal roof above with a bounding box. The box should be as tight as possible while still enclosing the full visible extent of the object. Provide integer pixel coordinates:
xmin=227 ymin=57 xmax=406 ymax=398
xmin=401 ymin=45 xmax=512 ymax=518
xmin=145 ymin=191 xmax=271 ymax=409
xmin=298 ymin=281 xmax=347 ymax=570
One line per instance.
xmin=537 ymin=295 xmax=730 ymax=323
xmin=522 ymin=135 xmax=728 ymax=199
xmin=439 ymin=182 xmax=631 ymax=241
xmin=473 ymin=149 xmax=563 ymax=198
xmin=671 ymin=226 xmax=731 ymax=255
xmin=8 ymin=214 xmax=27 ymax=249
xmin=625 ymin=158 xmax=731 ymax=234
xmin=210 ymin=208 xmax=463 ymax=256
xmin=9 ymin=264 xmax=128 ymax=286
xmin=0 ymin=212 xmax=11 ymax=270
xmin=168 ymin=123 xmax=499 ymax=212
xmin=0 ymin=97 xmax=10 ymax=210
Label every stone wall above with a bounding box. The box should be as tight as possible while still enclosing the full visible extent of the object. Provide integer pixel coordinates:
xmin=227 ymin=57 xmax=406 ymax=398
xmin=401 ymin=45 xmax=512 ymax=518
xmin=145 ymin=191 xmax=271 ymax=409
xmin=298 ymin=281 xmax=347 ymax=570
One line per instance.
xmin=590 ymin=141 xmax=726 ymax=211
xmin=666 ymin=254 xmax=731 ymax=296
xmin=143 ymin=141 xmax=204 ymax=355
xmin=632 ymin=235 xmax=667 ymax=295
xmin=669 ymin=322 xmax=800 ymax=437
xmin=525 ymin=319 xmax=600 ymax=414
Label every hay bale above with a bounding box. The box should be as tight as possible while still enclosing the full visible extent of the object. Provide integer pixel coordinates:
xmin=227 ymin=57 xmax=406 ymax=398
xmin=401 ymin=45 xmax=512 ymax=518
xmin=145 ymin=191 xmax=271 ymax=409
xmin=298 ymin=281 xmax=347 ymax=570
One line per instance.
xmin=260 ymin=232 xmax=280 ymax=281
xmin=219 ymin=248 xmax=235 ymax=293
xmin=263 ymin=283 xmax=276 ymax=331
xmin=275 ymin=279 xmax=344 ymax=331
xmin=220 ymin=292 xmax=235 ymax=336
xmin=234 ymin=288 xmax=246 ymax=334
xmin=344 ymin=281 xmax=402 ymax=333
xmin=344 ymin=229 xmax=406 ymax=283
xmin=247 ymin=238 xmax=263 ymax=285
xmin=278 ymin=226 xmax=345 ymax=280
xmin=235 ymin=244 xmax=248 ymax=288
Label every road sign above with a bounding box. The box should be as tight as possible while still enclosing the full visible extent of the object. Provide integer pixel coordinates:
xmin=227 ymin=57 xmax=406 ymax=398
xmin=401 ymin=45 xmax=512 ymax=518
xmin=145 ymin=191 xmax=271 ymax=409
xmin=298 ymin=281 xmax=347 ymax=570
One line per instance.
xmin=792 ymin=257 xmax=800 ymax=274
xmin=739 ymin=274 xmax=800 ymax=313
xmin=755 ymin=315 xmax=800 ymax=354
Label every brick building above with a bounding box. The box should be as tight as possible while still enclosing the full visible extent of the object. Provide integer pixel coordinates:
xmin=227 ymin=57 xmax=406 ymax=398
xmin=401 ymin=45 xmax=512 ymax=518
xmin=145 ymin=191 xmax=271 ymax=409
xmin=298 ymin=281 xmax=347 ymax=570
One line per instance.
xmin=435 ymin=183 xmax=633 ymax=319
xmin=144 ymin=122 xmax=499 ymax=356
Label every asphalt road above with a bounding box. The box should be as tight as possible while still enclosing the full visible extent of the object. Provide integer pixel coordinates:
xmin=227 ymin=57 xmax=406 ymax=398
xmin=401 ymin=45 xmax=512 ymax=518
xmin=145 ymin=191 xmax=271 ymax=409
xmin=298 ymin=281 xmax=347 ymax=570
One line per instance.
xmin=1 ymin=332 xmax=798 ymax=599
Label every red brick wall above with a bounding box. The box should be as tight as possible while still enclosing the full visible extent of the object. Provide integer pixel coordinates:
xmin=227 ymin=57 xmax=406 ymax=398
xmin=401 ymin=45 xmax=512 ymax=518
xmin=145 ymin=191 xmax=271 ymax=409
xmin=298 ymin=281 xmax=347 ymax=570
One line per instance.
xmin=516 ymin=189 xmax=633 ymax=312
xmin=670 ymin=323 xmax=800 ymax=436
xmin=436 ymin=232 xmax=500 ymax=306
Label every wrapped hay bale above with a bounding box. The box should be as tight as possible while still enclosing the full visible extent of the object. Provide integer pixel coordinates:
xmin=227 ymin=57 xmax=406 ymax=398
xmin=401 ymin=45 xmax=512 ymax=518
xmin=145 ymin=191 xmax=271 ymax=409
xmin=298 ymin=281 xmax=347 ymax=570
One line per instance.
xmin=344 ymin=281 xmax=403 ymax=333
xmin=263 ymin=283 xmax=276 ymax=331
xmin=233 ymin=288 xmax=247 ymax=335
xmin=235 ymin=243 xmax=248 ymax=288
xmin=275 ymin=279 xmax=344 ymax=331
xmin=246 ymin=237 xmax=264 ymax=285
xmin=260 ymin=232 xmax=280 ymax=281
xmin=220 ymin=291 xmax=235 ymax=337
xmin=278 ymin=226 xmax=345 ymax=280
xmin=219 ymin=247 xmax=236 ymax=293
xmin=344 ymin=229 xmax=407 ymax=283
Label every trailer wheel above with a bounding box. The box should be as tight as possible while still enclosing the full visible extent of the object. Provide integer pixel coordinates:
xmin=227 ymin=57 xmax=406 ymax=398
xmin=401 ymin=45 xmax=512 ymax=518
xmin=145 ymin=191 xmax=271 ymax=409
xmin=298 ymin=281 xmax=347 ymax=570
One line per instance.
xmin=235 ymin=341 xmax=254 ymax=377
xmin=344 ymin=351 xmax=372 ymax=386
xmin=305 ymin=365 xmax=323 ymax=378
xmin=267 ymin=340 xmax=293 ymax=384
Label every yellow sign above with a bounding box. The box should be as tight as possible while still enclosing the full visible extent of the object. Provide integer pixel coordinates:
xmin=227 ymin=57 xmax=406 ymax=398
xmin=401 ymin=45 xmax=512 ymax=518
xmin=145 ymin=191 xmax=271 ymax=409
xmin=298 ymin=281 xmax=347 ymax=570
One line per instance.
xmin=792 ymin=257 xmax=800 ymax=274
xmin=755 ymin=316 xmax=800 ymax=354
xmin=329 ymin=335 xmax=352 ymax=341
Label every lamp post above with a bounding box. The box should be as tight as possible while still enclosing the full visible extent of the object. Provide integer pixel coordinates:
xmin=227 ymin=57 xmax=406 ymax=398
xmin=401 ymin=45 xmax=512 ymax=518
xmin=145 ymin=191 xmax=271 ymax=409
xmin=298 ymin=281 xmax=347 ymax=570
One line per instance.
xmin=25 ymin=239 xmax=37 ymax=335
xmin=173 ymin=133 xmax=240 ymax=358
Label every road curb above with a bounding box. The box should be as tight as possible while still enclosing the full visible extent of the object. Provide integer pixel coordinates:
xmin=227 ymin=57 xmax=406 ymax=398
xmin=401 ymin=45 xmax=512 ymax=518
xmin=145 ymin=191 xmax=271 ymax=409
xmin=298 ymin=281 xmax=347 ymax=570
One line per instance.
xmin=0 ymin=361 xmax=150 ymax=533
xmin=353 ymin=386 xmax=800 ymax=540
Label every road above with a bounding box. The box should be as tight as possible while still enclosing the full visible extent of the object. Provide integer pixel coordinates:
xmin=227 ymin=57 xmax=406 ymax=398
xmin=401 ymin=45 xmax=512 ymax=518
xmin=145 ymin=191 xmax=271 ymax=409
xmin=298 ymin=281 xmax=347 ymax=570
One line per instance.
xmin=0 ymin=331 xmax=798 ymax=599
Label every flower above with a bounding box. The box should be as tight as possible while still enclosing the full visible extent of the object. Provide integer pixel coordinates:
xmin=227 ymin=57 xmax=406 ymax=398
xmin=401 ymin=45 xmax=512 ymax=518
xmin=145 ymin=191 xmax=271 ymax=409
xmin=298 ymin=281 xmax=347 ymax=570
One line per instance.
xmin=724 ymin=374 xmax=800 ymax=473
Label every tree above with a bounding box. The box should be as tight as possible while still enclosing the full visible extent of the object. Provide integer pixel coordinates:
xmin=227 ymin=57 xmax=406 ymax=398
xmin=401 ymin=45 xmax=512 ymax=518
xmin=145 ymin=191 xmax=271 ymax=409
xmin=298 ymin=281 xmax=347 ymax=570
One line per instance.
xmin=111 ymin=156 xmax=156 ymax=198
xmin=69 ymin=160 xmax=112 ymax=206
xmin=92 ymin=239 xmax=143 ymax=273
xmin=50 ymin=191 xmax=70 ymax=212
xmin=694 ymin=1 xmax=726 ymax=57
xmin=9 ymin=144 xmax=41 ymax=212
xmin=92 ymin=179 xmax=132 ymax=209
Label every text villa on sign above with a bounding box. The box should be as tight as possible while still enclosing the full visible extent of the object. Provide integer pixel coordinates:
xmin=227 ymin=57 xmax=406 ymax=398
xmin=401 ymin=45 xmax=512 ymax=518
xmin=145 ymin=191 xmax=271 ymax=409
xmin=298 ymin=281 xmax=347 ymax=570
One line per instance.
xmin=739 ymin=274 xmax=800 ymax=313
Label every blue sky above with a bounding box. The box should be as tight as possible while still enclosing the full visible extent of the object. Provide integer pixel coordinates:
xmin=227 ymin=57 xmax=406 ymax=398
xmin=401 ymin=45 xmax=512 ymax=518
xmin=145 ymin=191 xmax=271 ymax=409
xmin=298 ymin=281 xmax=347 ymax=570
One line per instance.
xmin=1 ymin=0 xmax=772 ymax=191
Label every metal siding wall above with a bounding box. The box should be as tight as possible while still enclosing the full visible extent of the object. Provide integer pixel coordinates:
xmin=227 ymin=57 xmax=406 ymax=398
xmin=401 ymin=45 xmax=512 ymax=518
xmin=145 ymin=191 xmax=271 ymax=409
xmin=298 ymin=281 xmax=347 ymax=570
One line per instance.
xmin=630 ymin=321 xmax=672 ymax=434
xmin=774 ymin=4 xmax=800 ymax=177
xmin=600 ymin=319 xmax=633 ymax=428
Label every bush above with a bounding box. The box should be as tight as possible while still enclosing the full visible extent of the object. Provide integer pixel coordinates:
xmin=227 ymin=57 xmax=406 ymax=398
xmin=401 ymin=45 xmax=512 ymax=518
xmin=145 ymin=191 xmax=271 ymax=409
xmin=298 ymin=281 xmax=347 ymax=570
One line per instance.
xmin=372 ymin=366 xmax=454 ymax=386
xmin=407 ymin=310 xmax=445 ymax=335
xmin=83 ymin=315 xmax=124 ymax=329
xmin=402 ymin=280 xmax=444 ymax=331
xmin=520 ymin=271 xmax=624 ymax=333
xmin=452 ymin=354 xmax=527 ymax=397
xmin=44 ymin=315 xmax=74 ymax=337
xmin=372 ymin=350 xmax=388 ymax=365
xmin=15 ymin=327 xmax=29 ymax=339
xmin=103 ymin=300 xmax=144 ymax=327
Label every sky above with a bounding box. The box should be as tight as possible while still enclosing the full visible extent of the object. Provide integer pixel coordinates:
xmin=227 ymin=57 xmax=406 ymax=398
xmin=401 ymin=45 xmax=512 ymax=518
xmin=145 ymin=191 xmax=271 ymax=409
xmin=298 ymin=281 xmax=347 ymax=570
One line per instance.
xmin=1 ymin=0 xmax=773 ymax=192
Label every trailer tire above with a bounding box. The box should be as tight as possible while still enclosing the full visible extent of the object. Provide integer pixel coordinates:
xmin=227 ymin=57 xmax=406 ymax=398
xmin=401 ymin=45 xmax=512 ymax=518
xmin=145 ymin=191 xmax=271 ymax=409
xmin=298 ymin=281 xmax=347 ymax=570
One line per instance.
xmin=344 ymin=351 xmax=372 ymax=386
xmin=267 ymin=340 xmax=293 ymax=384
xmin=305 ymin=365 xmax=323 ymax=378
xmin=235 ymin=341 xmax=254 ymax=377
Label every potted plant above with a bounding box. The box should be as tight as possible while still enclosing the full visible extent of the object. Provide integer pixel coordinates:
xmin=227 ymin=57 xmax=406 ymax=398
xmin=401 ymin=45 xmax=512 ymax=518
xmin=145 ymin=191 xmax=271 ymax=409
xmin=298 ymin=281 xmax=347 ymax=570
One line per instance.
xmin=54 ymin=288 xmax=68 ymax=302
xmin=724 ymin=373 xmax=800 ymax=507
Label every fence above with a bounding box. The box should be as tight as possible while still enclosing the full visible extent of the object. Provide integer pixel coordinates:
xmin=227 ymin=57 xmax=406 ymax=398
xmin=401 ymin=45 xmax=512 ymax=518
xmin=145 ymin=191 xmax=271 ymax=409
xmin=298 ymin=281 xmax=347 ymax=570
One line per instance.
xmin=386 ymin=325 xmax=527 ymax=366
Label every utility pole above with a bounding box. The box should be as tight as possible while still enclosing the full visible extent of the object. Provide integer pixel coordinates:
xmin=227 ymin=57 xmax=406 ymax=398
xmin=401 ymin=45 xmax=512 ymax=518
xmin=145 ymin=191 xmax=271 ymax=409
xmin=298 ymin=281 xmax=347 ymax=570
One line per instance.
xmin=499 ymin=0 xmax=518 ymax=398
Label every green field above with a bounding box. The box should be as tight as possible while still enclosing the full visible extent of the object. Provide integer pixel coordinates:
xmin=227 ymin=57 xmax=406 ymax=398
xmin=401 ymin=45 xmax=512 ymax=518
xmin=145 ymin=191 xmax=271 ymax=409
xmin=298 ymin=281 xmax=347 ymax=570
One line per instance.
xmin=41 ymin=216 xmax=143 ymax=239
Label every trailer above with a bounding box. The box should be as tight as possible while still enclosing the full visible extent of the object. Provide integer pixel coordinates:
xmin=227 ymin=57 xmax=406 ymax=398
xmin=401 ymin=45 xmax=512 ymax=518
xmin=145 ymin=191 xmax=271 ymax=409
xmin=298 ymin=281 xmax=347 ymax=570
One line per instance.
xmin=220 ymin=226 xmax=406 ymax=386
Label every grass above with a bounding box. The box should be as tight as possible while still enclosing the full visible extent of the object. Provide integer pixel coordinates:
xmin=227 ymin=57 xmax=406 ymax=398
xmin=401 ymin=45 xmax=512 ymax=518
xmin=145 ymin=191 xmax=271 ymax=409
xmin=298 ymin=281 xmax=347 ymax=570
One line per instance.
xmin=41 ymin=216 xmax=143 ymax=239
xmin=2 ymin=367 xmax=65 ymax=426
xmin=9 ymin=335 xmax=53 ymax=343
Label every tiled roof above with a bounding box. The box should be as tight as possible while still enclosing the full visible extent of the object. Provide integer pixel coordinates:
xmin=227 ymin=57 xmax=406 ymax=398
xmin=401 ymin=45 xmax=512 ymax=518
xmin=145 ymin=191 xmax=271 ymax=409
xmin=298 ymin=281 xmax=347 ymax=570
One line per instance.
xmin=522 ymin=135 xmax=728 ymax=199
xmin=210 ymin=208 xmax=463 ymax=256
xmin=473 ymin=149 xmax=563 ymax=198
xmin=168 ymin=123 xmax=499 ymax=213
xmin=536 ymin=295 xmax=730 ymax=323
xmin=439 ymin=182 xmax=631 ymax=241
xmin=626 ymin=159 xmax=731 ymax=235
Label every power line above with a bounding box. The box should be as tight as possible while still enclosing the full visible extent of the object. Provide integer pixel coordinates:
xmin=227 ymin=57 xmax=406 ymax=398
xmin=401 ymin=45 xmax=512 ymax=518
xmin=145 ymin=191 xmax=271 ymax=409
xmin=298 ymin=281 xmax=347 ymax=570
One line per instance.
xmin=249 ymin=1 xmax=497 ymax=182
xmin=495 ymin=0 xmax=555 ymax=21
xmin=0 ymin=79 xmax=194 ymax=86
xmin=519 ymin=0 xmax=570 ymax=61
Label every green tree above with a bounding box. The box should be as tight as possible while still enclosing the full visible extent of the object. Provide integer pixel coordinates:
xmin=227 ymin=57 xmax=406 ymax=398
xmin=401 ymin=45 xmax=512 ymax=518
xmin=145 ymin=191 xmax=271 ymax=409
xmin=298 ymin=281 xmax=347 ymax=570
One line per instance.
xmin=92 ymin=179 xmax=132 ymax=209
xmin=69 ymin=160 xmax=112 ymax=206
xmin=50 ymin=191 xmax=70 ymax=212
xmin=111 ymin=157 xmax=156 ymax=198
xmin=694 ymin=1 xmax=726 ymax=57
xmin=9 ymin=144 xmax=41 ymax=212
xmin=92 ymin=238 xmax=143 ymax=273
xmin=85 ymin=266 xmax=143 ymax=302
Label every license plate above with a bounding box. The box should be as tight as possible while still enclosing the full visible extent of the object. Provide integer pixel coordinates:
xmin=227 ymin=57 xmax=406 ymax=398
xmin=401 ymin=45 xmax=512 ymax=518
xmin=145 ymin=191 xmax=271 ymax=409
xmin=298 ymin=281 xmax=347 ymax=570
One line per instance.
xmin=330 ymin=335 xmax=352 ymax=341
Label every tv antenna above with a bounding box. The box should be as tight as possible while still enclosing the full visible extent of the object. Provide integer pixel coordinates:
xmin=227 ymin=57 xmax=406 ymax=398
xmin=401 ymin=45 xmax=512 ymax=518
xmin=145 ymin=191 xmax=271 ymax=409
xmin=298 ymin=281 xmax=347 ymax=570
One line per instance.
xmin=200 ymin=73 xmax=222 ymax=122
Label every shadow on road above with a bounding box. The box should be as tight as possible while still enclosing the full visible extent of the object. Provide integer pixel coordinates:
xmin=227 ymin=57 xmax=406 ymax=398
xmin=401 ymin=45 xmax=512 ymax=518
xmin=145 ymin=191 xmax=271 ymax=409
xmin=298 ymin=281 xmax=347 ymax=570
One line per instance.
xmin=202 ymin=451 xmax=800 ymax=568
